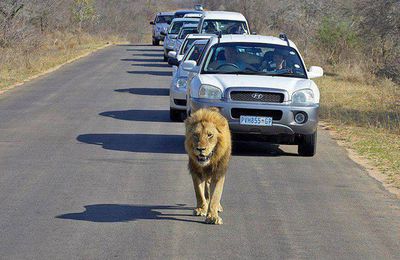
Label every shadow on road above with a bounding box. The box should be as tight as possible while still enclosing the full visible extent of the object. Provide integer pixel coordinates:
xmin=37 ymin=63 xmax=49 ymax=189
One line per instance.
xmin=127 ymin=70 xmax=171 ymax=76
xmin=77 ymin=133 xmax=185 ymax=154
xmin=127 ymin=48 xmax=163 ymax=52
xmin=132 ymin=63 xmax=170 ymax=68
xmin=233 ymin=141 xmax=298 ymax=157
xmin=115 ymin=88 xmax=169 ymax=96
xmin=56 ymin=204 xmax=202 ymax=223
xmin=121 ymin=58 xmax=161 ymax=63
xmin=137 ymin=53 xmax=161 ymax=57
xmin=100 ymin=109 xmax=171 ymax=122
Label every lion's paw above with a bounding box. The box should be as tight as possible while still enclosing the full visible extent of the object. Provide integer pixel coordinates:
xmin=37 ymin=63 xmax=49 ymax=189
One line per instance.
xmin=193 ymin=207 xmax=208 ymax=216
xmin=205 ymin=214 xmax=223 ymax=225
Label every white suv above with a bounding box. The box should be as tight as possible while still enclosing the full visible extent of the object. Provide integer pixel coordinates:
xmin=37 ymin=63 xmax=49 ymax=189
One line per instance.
xmin=182 ymin=34 xmax=323 ymax=156
xmin=197 ymin=11 xmax=250 ymax=35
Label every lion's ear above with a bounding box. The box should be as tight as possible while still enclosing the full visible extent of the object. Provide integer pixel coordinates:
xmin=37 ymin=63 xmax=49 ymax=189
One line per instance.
xmin=215 ymin=118 xmax=229 ymax=134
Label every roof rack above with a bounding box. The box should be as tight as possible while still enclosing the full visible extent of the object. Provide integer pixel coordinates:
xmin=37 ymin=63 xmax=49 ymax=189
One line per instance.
xmin=279 ymin=33 xmax=290 ymax=47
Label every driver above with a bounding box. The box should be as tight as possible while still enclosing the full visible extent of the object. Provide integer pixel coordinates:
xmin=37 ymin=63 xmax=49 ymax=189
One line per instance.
xmin=219 ymin=46 xmax=247 ymax=70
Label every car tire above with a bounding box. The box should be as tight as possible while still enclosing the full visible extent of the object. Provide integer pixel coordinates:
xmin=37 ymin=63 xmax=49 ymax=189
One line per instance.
xmin=163 ymin=54 xmax=168 ymax=62
xmin=170 ymin=108 xmax=182 ymax=122
xmin=298 ymin=131 xmax=317 ymax=157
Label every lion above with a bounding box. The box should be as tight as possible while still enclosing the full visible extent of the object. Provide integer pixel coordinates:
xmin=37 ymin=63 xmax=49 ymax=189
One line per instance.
xmin=184 ymin=107 xmax=231 ymax=224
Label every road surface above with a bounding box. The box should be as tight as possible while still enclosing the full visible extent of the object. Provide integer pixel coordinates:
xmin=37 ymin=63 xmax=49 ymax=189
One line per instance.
xmin=0 ymin=44 xmax=399 ymax=259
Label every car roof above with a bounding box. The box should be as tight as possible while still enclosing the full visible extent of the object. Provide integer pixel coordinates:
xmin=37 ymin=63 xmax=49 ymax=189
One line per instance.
xmin=201 ymin=11 xmax=247 ymax=21
xmin=186 ymin=34 xmax=215 ymax=39
xmin=171 ymin=17 xmax=200 ymax=23
xmin=175 ymin=10 xmax=203 ymax=15
xmin=157 ymin=12 xmax=174 ymax=16
xmin=208 ymin=34 xmax=298 ymax=50
xmin=181 ymin=23 xmax=198 ymax=28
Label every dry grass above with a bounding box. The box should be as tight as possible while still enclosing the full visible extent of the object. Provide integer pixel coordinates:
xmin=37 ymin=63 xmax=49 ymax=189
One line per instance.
xmin=315 ymin=71 xmax=400 ymax=188
xmin=0 ymin=32 xmax=122 ymax=91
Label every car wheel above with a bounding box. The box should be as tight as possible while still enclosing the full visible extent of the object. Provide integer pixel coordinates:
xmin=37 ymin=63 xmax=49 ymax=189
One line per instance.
xmin=170 ymin=108 xmax=182 ymax=122
xmin=163 ymin=54 xmax=168 ymax=62
xmin=298 ymin=131 xmax=317 ymax=157
xmin=154 ymin=39 xmax=160 ymax=46
xmin=152 ymin=38 xmax=156 ymax=46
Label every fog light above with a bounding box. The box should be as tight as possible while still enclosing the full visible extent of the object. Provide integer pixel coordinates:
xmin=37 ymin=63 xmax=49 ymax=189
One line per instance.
xmin=294 ymin=112 xmax=307 ymax=124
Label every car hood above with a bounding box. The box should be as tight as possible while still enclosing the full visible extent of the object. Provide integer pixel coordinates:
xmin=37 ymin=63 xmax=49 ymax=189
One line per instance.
xmin=199 ymin=74 xmax=319 ymax=102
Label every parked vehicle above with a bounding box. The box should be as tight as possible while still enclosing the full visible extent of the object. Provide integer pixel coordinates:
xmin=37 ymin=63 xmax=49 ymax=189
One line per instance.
xmin=197 ymin=11 xmax=250 ymax=35
xmin=162 ymin=17 xmax=200 ymax=61
xmin=150 ymin=12 xmax=174 ymax=46
xmin=174 ymin=10 xmax=203 ymax=18
xmin=172 ymin=24 xmax=199 ymax=55
xmin=182 ymin=34 xmax=323 ymax=156
xmin=169 ymin=38 xmax=211 ymax=121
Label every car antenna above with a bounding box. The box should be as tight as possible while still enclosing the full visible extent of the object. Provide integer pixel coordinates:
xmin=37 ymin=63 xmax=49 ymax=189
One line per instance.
xmin=217 ymin=31 xmax=222 ymax=45
xmin=279 ymin=33 xmax=290 ymax=47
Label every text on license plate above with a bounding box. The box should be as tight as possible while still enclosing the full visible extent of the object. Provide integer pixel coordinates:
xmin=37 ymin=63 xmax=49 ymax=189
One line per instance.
xmin=239 ymin=116 xmax=273 ymax=126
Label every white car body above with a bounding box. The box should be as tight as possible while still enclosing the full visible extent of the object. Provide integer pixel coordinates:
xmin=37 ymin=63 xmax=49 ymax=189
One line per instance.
xmin=183 ymin=35 xmax=324 ymax=156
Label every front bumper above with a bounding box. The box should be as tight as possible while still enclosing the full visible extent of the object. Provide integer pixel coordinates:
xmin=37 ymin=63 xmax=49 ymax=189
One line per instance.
xmin=170 ymin=86 xmax=187 ymax=110
xmin=190 ymin=98 xmax=319 ymax=136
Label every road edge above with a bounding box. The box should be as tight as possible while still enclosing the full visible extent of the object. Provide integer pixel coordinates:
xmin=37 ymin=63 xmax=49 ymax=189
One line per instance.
xmin=320 ymin=121 xmax=400 ymax=199
xmin=0 ymin=43 xmax=114 ymax=95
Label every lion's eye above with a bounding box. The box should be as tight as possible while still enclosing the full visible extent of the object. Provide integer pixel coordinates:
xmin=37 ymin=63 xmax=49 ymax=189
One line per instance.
xmin=207 ymin=133 xmax=213 ymax=139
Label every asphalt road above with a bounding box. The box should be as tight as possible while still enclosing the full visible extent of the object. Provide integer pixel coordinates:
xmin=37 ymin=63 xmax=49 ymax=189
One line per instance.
xmin=0 ymin=44 xmax=399 ymax=260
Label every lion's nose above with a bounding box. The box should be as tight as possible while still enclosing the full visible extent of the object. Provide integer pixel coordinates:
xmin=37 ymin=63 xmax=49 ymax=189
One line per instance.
xmin=196 ymin=147 xmax=206 ymax=153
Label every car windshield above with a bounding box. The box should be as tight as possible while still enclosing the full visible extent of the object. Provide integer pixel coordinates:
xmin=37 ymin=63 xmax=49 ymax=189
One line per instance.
xmin=202 ymin=42 xmax=307 ymax=78
xmin=181 ymin=38 xmax=207 ymax=55
xmin=169 ymin=21 xmax=198 ymax=34
xmin=156 ymin=15 xmax=174 ymax=24
xmin=185 ymin=44 xmax=206 ymax=62
xmin=201 ymin=20 xmax=248 ymax=34
xmin=178 ymin=28 xmax=197 ymax=39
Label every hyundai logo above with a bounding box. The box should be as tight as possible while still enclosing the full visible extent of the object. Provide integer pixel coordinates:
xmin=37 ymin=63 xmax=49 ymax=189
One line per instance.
xmin=251 ymin=93 xmax=264 ymax=100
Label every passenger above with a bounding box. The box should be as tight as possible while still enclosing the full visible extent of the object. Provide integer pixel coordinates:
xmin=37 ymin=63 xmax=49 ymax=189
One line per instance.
xmin=203 ymin=21 xmax=218 ymax=34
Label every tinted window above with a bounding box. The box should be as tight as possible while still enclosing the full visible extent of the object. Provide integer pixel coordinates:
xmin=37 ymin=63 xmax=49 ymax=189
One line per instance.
xmin=178 ymin=28 xmax=198 ymax=39
xmin=169 ymin=21 xmax=198 ymax=34
xmin=156 ymin=15 xmax=174 ymax=24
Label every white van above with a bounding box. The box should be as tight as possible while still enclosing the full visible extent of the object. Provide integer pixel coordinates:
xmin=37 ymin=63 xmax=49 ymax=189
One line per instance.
xmin=197 ymin=11 xmax=250 ymax=35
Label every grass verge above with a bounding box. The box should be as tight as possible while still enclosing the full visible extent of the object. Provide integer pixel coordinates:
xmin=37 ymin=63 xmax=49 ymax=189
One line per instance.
xmin=315 ymin=73 xmax=400 ymax=190
xmin=0 ymin=32 xmax=124 ymax=93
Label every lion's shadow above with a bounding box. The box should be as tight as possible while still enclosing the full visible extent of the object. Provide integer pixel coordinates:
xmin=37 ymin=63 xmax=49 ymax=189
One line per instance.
xmin=56 ymin=204 xmax=203 ymax=223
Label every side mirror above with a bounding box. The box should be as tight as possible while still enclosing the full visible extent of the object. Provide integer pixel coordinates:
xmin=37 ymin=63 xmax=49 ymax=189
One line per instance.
xmin=168 ymin=57 xmax=180 ymax=66
xmin=150 ymin=21 xmax=155 ymax=25
xmin=177 ymin=54 xmax=184 ymax=62
xmin=160 ymin=31 xmax=167 ymax=36
xmin=168 ymin=51 xmax=177 ymax=59
xmin=308 ymin=66 xmax=324 ymax=79
xmin=182 ymin=60 xmax=197 ymax=72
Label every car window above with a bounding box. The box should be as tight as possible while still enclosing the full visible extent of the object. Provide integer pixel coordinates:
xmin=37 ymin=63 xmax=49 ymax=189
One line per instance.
xmin=202 ymin=42 xmax=307 ymax=78
xmin=180 ymin=38 xmax=207 ymax=55
xmin=184 ymin=44 xmax=206 ymax=62
xmin=156 ymin=15 xmax=174 ymax=24
xmin=201 ymin=20 xmax=248 ymax=34
xmin=169 ymin=21 xmax=198 ymax=34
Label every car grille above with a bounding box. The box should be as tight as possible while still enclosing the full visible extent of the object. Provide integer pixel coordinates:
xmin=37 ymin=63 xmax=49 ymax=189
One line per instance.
xmin=174 ymin=99 xmax=186 ymax=106
xmin=231 ymin=108 xmax=283 ymax=120
xmin=230 ymin=91 xmax=284 ymax=103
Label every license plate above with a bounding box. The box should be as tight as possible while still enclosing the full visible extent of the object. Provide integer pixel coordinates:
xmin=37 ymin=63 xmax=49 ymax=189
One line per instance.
xmin=240 ymin=116 xmax=273 ymax=126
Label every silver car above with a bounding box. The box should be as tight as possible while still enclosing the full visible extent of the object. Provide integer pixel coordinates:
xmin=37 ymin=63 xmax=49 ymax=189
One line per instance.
xmin=182 ymin=34 xmax=324 ymax=156
xmin=169 ymin=39 xmax=210 ymax=121
xmin=150 ymin=12 xmax=174 ymax=46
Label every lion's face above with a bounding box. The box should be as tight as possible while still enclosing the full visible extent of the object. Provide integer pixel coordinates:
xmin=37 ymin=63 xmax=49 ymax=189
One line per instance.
xmin=189 ymin=121 xmax=219 ymax=166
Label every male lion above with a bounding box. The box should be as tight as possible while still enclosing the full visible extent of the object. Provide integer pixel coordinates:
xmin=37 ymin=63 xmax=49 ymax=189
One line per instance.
xmin=184 ymin=107 xmax=231 ymax=224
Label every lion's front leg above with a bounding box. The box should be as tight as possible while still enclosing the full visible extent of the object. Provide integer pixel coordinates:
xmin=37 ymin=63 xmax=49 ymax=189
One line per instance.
xmin=191 ymin=173 xmax=208 ymax=216
xmin=205 ymin=175 xmax=225 ymax=225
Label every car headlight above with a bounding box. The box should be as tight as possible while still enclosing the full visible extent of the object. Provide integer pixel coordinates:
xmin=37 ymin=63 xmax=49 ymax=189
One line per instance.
xmin=199 ymin=84 xmax=222 ymax=99
xmin=291 ymin=89 xmax=314 ymax=106
xmin=176 ymin=78 xmax=187 ymax=89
